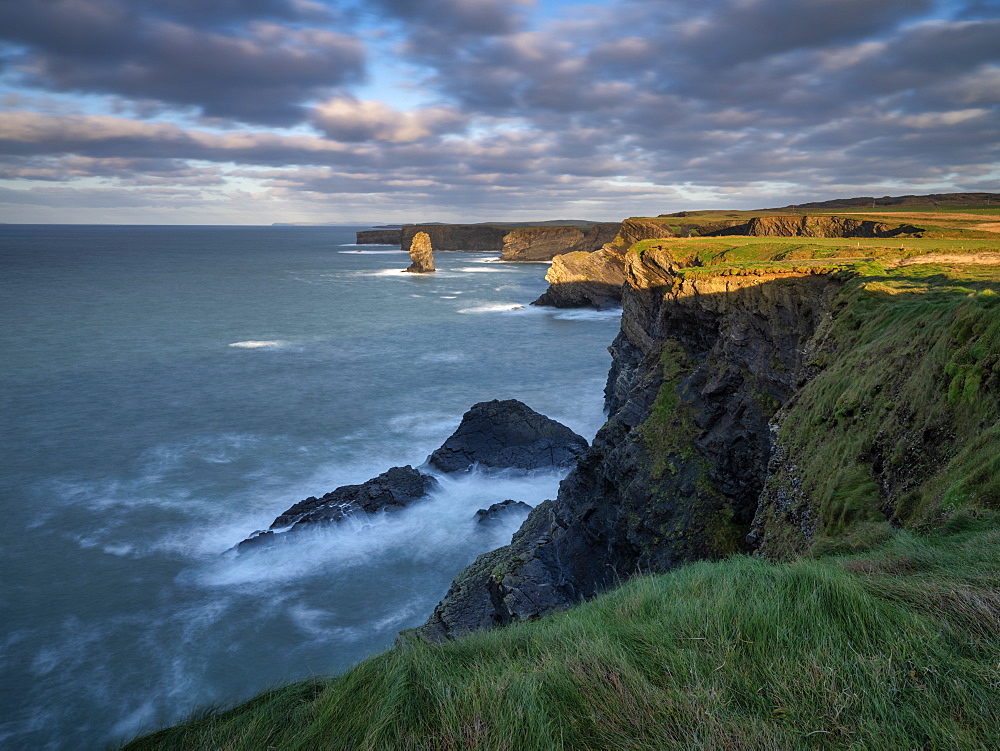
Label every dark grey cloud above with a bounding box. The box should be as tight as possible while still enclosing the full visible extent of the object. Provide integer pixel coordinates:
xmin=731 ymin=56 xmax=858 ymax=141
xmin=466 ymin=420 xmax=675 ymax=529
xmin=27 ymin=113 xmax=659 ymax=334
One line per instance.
xmin=369 ymin=0 xmax=529 ymax=36
xmin=0 ymin=0 xmax=363 ymax=124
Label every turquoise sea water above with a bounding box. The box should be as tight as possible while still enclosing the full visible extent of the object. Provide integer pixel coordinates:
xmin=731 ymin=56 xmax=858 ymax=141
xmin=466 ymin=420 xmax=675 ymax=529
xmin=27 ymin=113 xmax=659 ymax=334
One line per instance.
xmin=0 ymin=225 xmax=621 ymax=749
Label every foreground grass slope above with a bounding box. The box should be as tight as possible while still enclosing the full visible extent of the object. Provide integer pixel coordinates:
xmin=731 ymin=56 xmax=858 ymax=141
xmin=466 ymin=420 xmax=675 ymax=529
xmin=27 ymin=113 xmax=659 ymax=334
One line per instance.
xmin=125 ymin=516 xmax=1000 ymax=750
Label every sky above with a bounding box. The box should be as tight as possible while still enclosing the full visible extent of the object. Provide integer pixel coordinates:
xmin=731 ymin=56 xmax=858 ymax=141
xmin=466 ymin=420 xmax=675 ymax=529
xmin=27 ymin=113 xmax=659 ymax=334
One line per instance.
xmin=0 ymin=0 xmax=998 ymax=224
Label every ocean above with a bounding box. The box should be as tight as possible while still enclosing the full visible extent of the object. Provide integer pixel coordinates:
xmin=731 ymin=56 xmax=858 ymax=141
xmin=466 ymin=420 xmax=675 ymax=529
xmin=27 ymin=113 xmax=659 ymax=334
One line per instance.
xmin=0 ymin=225 xmax=621 ymax=749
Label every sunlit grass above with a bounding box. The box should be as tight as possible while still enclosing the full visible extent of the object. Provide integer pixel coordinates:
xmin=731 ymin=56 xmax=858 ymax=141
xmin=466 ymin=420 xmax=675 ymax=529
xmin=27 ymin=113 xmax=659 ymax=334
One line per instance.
xmin=123 ymin=514 xmax=1000 ymax=751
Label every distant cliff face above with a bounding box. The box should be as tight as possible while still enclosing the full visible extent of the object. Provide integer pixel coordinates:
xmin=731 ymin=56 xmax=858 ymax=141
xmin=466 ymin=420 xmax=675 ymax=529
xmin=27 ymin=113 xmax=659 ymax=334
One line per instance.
xmin=500 ymin=223 xmax=620 ymax=261
xmin=714 ymin=216 xmax=923 ymax=238
xmin=357 ymin=229 xmax=404 ymax=245
xmin=401 ymin=225 xmax=509 ymax=252
xmin=356 ymin=222 xmax=623 ymax=260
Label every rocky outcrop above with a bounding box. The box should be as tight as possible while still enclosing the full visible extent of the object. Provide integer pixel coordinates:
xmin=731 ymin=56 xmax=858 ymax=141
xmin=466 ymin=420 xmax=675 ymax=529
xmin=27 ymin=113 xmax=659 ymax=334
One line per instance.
xmin=236 ymin=400 xmax=585 ymax=552
xmin=499 ymin=223 xmax=620 ymax=262
xmin=405 ymin=231 xmax=435 ymax=273
xmin=357 ymin=229 xmax=404 ymax=245
xmin=531 ymin=247 xmax=626 ymax=308
xmin=474 ymin=500 xmax=533 ymax=526
xmin=428 ymin=399 xmax=588 ymax=473
xmin=713 ymin=216 xmax=923 ymax=238
xmin=237 ymin=466 xmax=438 ymax=551
xmin=416 ymin=248 xmax=839 ymax=640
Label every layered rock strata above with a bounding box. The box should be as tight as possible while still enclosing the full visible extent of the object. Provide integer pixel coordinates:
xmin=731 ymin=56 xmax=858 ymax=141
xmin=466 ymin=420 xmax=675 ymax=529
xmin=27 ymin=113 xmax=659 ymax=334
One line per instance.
xmin=405 ymin=231 xmax=435 ymax=273
xmin=532 ymin=247 xmax=626 ymax=308
xmin=402 ymin=225 xmax=509 ymax=253
xmin=416 ymin=248 xmax=839 ymax=640
xmin=713 ymin=216 xmax=923 ymax=238
xmin=499 ymin=223 xmax=620 ymax=261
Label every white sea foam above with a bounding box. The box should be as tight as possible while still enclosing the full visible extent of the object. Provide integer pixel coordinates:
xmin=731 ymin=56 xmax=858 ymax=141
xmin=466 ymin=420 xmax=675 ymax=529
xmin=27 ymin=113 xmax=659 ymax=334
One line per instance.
xmin=337 ymin=249 xmax=405 ymax=255
xmin=552 ymin=307 xmax=623 ymax=322
xmin=457 ymin=303 xmax=525 ymax=314
xmin=102 ymin=544 xmax=134 ymax=557
xmin=190 ymin=467 xmax=559 ymax=589
xmin=455 ymin=266 xmax=506 ymax=273
xmin=417 ymin=351 xmax=469 ymax=363
xmin=228 ymin=340 xmax=289 ymax=349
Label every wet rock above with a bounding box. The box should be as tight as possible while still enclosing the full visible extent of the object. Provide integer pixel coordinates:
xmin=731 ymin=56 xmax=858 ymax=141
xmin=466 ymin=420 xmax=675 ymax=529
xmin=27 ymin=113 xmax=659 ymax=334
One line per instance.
xmin=474 ymin=500 xmax=533 ymax=526
xmin=234 ymin=465 xmax=438 ymax=550
xmin=405 ymin=231 xmax=435 ymax=273
xmin=428 ymin=399 xmax=588 ymax=473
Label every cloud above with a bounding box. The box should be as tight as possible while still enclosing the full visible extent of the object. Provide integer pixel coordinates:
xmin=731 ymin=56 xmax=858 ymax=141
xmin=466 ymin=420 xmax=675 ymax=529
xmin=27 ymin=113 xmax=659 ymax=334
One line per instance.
xmin=0 ymin=0 xmax=364 ymax=124
xmin=0 ymin=0 xmax=997 ymax=223
xmin=311 ymin=97 xmax=468 ymax=142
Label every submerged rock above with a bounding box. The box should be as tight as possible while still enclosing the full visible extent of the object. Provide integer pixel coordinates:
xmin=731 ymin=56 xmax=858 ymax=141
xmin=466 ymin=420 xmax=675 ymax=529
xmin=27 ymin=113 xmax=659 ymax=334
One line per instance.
xmin=405 ymin=231 xmax=435 ymax=273
xmin=428 ymin=399 xmax=588 ymax=473
xmin=474 ymin=500 xmax=533 ymax=526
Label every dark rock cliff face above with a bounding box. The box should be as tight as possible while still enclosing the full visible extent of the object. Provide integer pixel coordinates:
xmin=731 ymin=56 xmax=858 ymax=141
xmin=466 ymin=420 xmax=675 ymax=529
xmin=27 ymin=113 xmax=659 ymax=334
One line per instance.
xmin=402 ymin=225 xmax=509 ymax=252
xmin=360 ymin=223 xmax=622 ymax=260
xmin=357 ymin=229 xmax=404 ymax=245
xmin=428 ymin=399 xmax=588 ymax=473
xmin=416 ymin=249 xmax=839 ymax=641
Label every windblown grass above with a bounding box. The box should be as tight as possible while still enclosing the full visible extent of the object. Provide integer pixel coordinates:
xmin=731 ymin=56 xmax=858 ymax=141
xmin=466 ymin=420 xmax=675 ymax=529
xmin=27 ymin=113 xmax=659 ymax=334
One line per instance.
xmin=774 ymin=263 xmax=1000 ymax=538
xmin=124 ymin=515 xmax=1000 ymax=751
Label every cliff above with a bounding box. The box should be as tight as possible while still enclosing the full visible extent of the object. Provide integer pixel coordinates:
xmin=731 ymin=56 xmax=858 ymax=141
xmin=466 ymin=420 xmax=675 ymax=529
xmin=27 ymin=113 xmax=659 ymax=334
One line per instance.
xmin=401 ymin=224 xmax=509 ymax=252
xmin=532 ymin=214 xmax=927 ymax=308
xmin=531 ymin=247 xmax=626 ymax=308
xmin=417 ymin=234 xmax=1000 ymax=639
xmin=357 ymin=229 xmax=403 ymax=244
xmin=354 ymin=222 xmax=622 ymax=260
xmin=713 ymin=215 xmax=923 ymax=238
xmin=499 ymin=223 xmax=620 ymax=261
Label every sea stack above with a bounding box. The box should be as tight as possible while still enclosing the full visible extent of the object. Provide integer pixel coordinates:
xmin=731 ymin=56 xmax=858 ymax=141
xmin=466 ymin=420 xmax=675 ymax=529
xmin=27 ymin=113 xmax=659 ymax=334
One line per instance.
xmin=405 ymin=231 xmax=435 ymax=273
